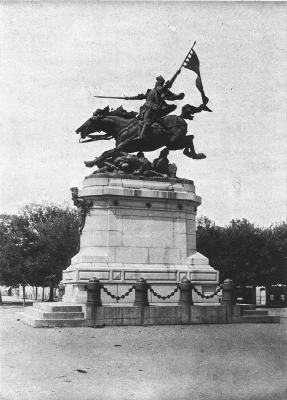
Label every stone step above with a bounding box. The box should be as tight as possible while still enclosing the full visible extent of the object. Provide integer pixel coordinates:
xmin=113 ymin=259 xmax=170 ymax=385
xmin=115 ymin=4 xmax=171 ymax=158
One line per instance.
xmin=16 ymin=306 xmax=281 ymax=327
xmin=242 ymin=310 xmax=268 ymax=316
xmin=25 ymin=307 xmax=84 ymax=320
xmin=239 ymin=304 xmax=256 ymax=311
xmin=33 ymin=302 xmax=83 ymax=313
xmin=16 ymin=312 xmax=86 ymax=328
xmin=240 ymin=316 xmax=280 ymax=323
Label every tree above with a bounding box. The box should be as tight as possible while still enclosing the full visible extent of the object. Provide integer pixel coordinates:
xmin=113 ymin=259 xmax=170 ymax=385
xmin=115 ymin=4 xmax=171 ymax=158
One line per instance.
xmin=259 ymin=222 xmax=287 ymax=286
xmin=0 ymin=213 xmax=40 ymax=306
xmin=0 ymin=203 xmax=80 ymax=303
xmin=196 ymin=216 xmax=229 ymax=281
xmin=20 ymin=203 xmax=80 ymax=301
xmin=196 ymin=217 xmax=287 ymax=287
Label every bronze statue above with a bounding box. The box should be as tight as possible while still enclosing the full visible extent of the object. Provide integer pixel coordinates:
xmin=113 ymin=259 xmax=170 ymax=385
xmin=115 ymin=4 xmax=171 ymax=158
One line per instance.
xmin=91 ymin=151 xmax=148 ymax=175
xmin=152 ymin=148 xmax=170 ymax=175
xmin=112 ymin=151 xmax=151 ymax=175
xmin=92 ymin=150 xmax=172 ymax=178
xmin=125 ymin=71 xmax=184 ymax=139
xmin=152 ymin=148 xmax=178 ymax=178
xmin=79 ymin=43 xmax=212 ymax=170
xmin=70 ymin=187 xmax=93 ymax=233
xmin=76 ymin=105 xmax=206 ymax=168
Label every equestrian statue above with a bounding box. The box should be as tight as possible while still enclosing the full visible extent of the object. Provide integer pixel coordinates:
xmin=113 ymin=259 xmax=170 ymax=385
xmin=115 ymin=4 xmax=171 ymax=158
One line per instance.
xmin=76 ymin=42 xmax=212 ymax=169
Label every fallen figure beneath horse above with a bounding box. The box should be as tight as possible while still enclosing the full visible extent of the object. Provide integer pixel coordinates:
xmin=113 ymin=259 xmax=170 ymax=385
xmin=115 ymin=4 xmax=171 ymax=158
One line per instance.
xmin=76 ymin=104 xmax=209 ymax=168
xmin=92 ymin=149 xmax=178 ymax=179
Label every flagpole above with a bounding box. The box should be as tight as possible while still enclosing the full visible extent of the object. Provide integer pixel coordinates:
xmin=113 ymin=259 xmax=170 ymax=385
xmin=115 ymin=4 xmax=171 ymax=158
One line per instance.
xmin=145 ymin=41 xmax=196 ymax=125
xmin=179 ymin=41 xmax=196 ymax=70
xmin=145 ymin=42 xmax=197 ymax=130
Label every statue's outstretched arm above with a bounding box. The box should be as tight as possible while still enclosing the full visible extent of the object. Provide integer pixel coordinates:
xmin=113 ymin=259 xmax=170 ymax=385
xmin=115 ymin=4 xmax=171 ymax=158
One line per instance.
xmin=125 ymin=93 xmax=146 ymax=101
xmin=161 ymin=69 xmax=181 ymax=92
xmin=159 ymin=70 xmax=184 ymax=100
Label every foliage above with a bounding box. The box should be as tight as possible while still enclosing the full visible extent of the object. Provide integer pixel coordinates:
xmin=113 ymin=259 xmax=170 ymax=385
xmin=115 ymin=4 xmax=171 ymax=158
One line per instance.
xmin=196 ymin=217 xmax=287 ymax=287
xmin=0 ymin=214 xmax=39 ymax=288
xmin=20 ymin=203 xmax=80 ymax=289
xmin=0 ymin=203 xmax=80 ymax=297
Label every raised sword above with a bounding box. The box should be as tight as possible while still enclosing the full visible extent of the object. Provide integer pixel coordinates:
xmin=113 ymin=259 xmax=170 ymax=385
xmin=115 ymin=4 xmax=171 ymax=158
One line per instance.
xmin=93 ymin=95 xmax=127 ymax=99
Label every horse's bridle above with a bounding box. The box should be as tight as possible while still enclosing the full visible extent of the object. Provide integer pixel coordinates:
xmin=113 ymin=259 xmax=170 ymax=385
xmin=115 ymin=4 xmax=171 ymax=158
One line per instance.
xmin=91 ymin=114 xmax=104 ymax=133
xmin=79 ymin=113 xmax=107 ymax=143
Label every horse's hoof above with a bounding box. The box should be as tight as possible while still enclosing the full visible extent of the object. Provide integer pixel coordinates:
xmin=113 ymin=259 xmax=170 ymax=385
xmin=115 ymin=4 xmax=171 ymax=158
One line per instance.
xmin=196 ymin=153 xmax=206 ymax=159
xmin=183 ymin=149 xmax=197 ymax=159
xmin=84 ymin=161 xmax=95 ymax=168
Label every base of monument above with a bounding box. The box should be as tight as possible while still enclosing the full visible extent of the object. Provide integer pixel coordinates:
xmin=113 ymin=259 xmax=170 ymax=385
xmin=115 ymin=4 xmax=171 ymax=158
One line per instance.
xmin=62 ymin=175 xmax=220 ymax=304
xmin=16 ymin=303 xmax=280 ymax=328
xmin=63 ymin=283 xmax=220 ymax=304
xmin=62 ymin=253 xmax=220 ymax=305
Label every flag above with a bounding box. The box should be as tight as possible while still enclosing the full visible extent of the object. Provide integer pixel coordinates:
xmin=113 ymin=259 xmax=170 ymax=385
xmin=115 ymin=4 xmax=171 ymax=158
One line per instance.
xmin=183 ymin=49 xmax=209 ymax=106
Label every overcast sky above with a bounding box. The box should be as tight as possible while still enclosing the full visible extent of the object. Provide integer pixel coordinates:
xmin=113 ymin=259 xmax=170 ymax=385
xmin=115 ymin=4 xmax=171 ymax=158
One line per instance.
xmin=0 ymin=1 xmax=286 ymax=227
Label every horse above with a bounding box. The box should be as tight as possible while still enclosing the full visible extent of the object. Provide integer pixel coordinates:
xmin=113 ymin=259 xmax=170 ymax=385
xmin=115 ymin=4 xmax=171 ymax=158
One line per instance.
xmin=76 ymin=105 xmax=206 ymax=168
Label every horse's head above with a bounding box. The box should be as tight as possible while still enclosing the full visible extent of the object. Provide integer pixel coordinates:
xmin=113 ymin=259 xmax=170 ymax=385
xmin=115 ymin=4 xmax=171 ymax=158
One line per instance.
xmin=76 ymin=106 xmax=110 ymax=139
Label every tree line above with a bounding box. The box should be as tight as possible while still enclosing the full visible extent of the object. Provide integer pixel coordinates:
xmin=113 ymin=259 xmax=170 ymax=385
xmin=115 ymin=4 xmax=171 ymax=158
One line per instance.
xmin=0 ymin=203 xmax=286 ymax=304
xmin=196 ymin=217 xmax=286 ymax=288
xmin=0 ymin=203 xmax=80 ymax=304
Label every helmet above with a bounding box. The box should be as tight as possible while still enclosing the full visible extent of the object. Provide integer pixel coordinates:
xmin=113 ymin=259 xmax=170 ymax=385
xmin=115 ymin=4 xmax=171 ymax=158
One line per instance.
xmin=156 ymin=75 xmax=165 ymax=84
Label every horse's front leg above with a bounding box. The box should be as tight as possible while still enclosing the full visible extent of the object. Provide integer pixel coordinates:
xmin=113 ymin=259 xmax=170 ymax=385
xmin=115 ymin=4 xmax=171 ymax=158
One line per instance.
xmin=84 ymin=131 xmax=139 ymax=168
xmin=183 ymin=135 xmax=206 ymax=160
xmin=84 ymin=148 xmax=119 ymax=167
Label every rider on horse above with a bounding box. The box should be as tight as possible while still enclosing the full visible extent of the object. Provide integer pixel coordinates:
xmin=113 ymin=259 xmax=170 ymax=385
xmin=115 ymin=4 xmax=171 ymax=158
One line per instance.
xmin=125 ymin=70 xmax=185 ymax=139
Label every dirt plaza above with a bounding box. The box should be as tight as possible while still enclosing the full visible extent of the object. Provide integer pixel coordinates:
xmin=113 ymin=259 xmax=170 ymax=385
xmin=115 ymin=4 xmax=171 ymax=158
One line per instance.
xmin=0 ymin=305 xmax=286 ymax=400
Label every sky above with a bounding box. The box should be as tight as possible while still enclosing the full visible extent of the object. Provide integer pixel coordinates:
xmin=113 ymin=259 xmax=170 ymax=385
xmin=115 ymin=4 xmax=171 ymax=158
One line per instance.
xmin=0 ymin=1 xmax=286 ymax=227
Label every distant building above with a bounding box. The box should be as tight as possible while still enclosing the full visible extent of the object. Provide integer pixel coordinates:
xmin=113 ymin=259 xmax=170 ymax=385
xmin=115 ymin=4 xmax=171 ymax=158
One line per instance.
xmin=266 ymin=286 xmax=286 ymax=307
xmin=236 ymin=285 xmax=286 ymax=307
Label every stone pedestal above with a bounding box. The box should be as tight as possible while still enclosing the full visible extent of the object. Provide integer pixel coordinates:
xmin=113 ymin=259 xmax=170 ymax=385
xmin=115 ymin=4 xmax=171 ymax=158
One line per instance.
xmin=62 ymin=174 xmax=219 ymax=304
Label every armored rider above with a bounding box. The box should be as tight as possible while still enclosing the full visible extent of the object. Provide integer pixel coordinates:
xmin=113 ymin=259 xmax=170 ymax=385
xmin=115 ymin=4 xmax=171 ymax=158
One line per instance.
xmin=125 ymin=70 xmax=185 ymax=139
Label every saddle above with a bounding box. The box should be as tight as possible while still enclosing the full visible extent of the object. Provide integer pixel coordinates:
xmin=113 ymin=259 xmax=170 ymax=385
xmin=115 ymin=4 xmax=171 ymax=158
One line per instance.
xmin=119 ymin=117 xmax=172 ymax=140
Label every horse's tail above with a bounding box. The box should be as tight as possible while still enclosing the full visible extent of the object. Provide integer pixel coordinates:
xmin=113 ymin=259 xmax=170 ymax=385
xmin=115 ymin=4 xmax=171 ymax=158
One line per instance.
xmin=181 ymin=103 xmax=213 ymax=118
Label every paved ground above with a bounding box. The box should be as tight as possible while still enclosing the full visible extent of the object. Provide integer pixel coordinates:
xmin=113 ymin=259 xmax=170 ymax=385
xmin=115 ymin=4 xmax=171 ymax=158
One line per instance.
xmin=0 ymin=305 xmax=286 ymax=400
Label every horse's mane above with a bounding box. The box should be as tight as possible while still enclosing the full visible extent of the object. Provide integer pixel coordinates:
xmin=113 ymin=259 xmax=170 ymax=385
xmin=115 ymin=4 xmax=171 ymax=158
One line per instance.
xmin=109 ymin=106 xmax=138 ymax=119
